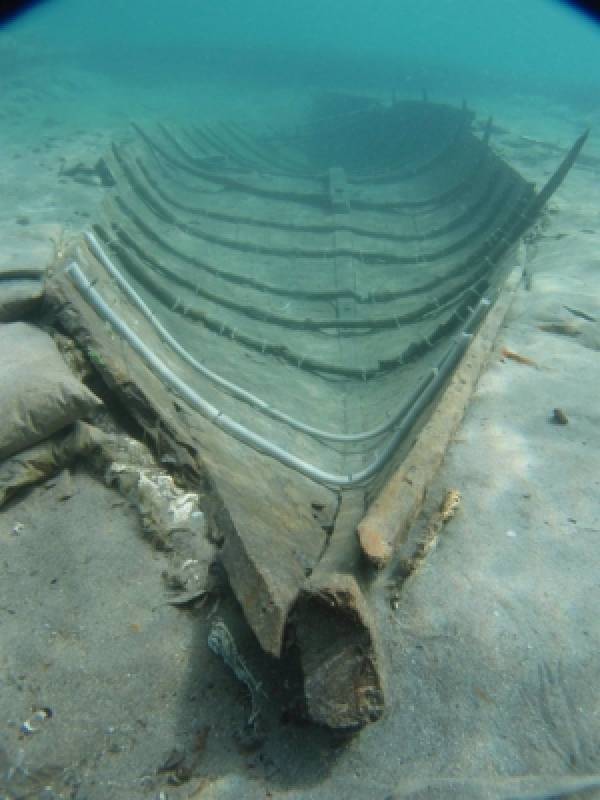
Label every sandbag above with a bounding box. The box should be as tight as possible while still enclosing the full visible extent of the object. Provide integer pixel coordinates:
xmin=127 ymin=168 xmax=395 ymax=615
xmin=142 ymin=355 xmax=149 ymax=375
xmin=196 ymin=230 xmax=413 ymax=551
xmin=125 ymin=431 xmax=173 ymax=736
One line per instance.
xmin=0 ymin=429 xmax=79 ymax=506
xmin=0 ymin=279 xmax=43 ymax=322
xmin=0 ymin=322 xmax=101 ymax=460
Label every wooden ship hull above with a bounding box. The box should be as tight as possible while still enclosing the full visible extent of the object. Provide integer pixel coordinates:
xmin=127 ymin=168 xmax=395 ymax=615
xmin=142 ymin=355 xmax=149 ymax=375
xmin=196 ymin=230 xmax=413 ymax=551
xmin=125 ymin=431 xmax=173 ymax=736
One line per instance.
xmin=47 ymin=97 xmax=586 ymax=730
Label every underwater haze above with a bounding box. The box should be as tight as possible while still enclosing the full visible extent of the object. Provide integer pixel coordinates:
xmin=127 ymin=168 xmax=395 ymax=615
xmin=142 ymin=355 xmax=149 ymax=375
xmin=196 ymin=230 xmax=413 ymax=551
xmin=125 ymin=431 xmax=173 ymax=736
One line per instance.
xmin=2 ymin=2 xmax=600 ymax=799
xmin=5 ymin=0 xmax=600 ymax=102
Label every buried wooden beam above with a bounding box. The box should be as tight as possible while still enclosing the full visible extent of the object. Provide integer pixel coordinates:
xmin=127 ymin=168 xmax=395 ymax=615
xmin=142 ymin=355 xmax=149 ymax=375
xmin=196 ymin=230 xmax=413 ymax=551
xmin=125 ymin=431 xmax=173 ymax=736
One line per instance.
xmin=292 ymin=263 xmax=525 ymax=729
xmin=293 ymin=572 xmax=385 ymax=729
xmin=292 ymin=489 xmax=385 ymax=730
xmin=357 ymin=265 xmax=524 ymax=569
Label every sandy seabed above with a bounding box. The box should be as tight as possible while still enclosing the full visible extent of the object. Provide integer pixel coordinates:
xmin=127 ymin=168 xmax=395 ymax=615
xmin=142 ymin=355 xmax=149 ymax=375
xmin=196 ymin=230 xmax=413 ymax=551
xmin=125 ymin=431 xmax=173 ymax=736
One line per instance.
xmin=1 ymin=50 xmax=600 ymax=799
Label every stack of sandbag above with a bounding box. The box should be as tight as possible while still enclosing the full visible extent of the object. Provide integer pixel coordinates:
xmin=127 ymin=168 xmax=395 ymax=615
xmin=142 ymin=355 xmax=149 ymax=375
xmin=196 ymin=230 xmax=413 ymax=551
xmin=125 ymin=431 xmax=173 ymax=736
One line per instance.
xmin=0 ymin=228 xmax=51 ymax=323
xmin=0 ymin=322 xmax=215 ymax=599
xmin=0 ymin=321 xmax=101 ymax=505
xmin=0 ymin=279 xmax=43 ymax=322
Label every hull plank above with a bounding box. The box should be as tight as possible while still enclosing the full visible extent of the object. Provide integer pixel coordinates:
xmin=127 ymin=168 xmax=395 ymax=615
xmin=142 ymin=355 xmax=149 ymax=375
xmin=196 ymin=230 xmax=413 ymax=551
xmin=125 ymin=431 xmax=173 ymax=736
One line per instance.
xmin=45 ymin=98 xmax=586 ymax=730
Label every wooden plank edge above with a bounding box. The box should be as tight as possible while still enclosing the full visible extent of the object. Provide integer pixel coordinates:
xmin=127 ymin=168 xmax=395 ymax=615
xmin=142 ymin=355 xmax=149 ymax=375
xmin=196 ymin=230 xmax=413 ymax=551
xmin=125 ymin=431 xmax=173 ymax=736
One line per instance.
xmin=357 ymin=265 xmax=523 ymax=568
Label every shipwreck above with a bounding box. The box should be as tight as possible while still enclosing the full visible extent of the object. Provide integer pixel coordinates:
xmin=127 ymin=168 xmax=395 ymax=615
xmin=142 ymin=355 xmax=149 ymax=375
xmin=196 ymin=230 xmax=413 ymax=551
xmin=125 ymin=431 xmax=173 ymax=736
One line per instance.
xmin=46 ymin=95 xmax=587 ymax=730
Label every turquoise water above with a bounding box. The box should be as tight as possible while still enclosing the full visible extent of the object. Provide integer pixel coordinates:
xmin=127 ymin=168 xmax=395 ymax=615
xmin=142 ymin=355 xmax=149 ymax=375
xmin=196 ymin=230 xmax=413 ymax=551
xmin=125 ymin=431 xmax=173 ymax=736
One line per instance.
xmin=5 ymin=0 xmax=600 ymax=100
xmin=1 ymin=3 xmax=600 ymax=798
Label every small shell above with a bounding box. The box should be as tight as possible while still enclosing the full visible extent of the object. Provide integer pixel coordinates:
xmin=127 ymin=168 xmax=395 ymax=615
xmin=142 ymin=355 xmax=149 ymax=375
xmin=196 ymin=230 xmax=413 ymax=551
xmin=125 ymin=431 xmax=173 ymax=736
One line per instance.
xmin=31 ymin=707 xmax=52 ymax=722
xmin=20 ymin=720 xmax=37 ymax=735
xmin=20 ymin=706 xmax=52 ymax=735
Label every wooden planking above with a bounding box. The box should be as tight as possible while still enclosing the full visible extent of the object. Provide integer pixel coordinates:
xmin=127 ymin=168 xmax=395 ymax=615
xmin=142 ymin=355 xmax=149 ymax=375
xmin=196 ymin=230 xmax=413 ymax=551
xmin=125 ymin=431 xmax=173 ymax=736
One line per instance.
xmin=51 ymin=100 xmax=590 ymax=732
xmin=47 ymin=248 xmax=340 ymax=658
xmin=91 ymin=105 xmax=536 ymax=468
xmin=358 ymin=267 xmax=524 ymax=566
xmin=44 ymin=101 xmax=588 ymax=732
xmin=107 ymin=140 xmax=528 ymax=281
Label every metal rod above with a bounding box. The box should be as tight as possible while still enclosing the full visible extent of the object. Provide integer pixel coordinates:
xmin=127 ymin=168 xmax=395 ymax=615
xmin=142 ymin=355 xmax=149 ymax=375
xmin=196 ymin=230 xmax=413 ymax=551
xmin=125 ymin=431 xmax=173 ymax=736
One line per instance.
xmin=66 ymin=259 xmax=488 ymax=488
xmin=84 ymin=231 xmax=443 ymax=444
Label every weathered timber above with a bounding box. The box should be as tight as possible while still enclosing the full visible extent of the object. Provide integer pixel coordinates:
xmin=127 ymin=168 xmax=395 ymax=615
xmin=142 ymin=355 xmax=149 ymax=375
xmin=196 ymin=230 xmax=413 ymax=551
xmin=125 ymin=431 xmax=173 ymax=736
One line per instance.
xmin=358 ymin=267 xmax=523 ymax=567
xmin=43 ymin=98 xmax=586 ymax=732
xmin=328 ymin=167 xmax=350 ymax=213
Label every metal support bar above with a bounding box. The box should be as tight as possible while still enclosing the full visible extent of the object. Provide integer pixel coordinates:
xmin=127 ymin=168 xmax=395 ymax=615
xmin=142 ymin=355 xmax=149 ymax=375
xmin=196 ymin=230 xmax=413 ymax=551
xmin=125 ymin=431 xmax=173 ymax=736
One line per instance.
xmin=65 ymin=258 xmax=489 ymax=489
xmin=83 ymin=231 xmax=453 ymax=444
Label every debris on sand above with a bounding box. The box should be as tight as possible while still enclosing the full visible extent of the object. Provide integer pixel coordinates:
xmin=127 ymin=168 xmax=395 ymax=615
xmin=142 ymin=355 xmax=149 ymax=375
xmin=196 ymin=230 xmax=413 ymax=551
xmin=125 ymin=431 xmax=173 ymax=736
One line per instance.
xmin=538 ymin=321 xmax=581 ymax=337
xmin=550 ymin=407 xmax=569 ymax=425
xmin=208 ymin=620 xmax=264 ymax=731
xmin=500 ymin=347 xmax=537 ymax=367
xmin=388 ymin=488 xmax=461 ymax=607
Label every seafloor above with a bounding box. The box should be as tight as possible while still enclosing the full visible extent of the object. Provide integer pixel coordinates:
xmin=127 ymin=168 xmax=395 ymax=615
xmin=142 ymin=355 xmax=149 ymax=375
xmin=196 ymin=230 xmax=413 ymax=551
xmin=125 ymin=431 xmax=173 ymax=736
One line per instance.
xmin=1 ymin=41 xmax=600 ymax=800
